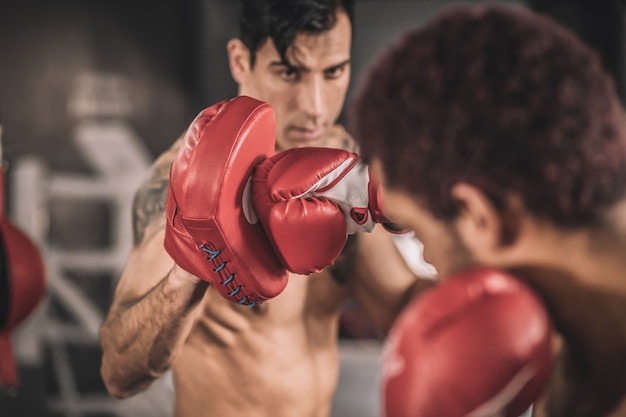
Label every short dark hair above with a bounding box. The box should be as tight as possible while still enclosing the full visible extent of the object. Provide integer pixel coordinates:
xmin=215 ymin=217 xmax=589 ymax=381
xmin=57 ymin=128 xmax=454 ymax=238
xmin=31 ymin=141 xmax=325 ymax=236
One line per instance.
xmin=238 ymin=0 xmax=354 ymax=67
xmin=352 ymin=4 xmax=626 ymax=228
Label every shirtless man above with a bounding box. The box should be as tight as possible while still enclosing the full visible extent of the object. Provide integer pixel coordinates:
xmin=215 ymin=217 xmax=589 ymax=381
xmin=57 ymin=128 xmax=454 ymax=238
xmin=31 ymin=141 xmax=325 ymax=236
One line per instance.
xmin=98 ymin=1 xmax=424 ymax=416
xmin=351 ymin=4 xmax=626 ymax=417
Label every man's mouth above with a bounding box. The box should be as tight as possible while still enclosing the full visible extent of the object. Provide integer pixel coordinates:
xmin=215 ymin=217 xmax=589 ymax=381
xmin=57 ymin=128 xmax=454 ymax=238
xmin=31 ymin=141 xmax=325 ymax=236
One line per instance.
xmin=287 ymin=126 xmax=324 ymax=141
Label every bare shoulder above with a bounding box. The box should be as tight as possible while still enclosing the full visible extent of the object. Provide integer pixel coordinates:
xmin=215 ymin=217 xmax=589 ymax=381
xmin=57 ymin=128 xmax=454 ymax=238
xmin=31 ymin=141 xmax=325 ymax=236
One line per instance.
xmin=132 ymin=133 xmax=185 ymax=246
xmin=320 ymin=124 xmax=360 ymax=153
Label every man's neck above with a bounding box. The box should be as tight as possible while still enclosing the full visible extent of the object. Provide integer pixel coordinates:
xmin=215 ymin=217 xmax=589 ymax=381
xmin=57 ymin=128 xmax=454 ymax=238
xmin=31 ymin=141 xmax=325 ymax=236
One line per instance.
xmin=512 ymin=208 xmax=626 ymax=294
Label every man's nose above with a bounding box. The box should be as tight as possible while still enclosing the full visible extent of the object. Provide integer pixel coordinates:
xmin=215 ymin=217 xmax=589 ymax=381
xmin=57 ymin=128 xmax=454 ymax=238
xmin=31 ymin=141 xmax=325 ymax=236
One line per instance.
xmin=298 ymin=78 xmax=326 ymax=121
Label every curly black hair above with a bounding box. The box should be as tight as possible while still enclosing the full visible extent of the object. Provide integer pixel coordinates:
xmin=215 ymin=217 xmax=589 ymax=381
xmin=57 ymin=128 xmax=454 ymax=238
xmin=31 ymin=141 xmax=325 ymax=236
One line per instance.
xmin=351 ymin=4 xmax=626 ymax=227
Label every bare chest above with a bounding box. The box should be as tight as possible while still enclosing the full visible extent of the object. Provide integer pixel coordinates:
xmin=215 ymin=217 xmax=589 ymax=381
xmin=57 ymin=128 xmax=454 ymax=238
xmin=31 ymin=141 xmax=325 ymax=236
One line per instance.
xmin=174 ymin=272 xmax=347 ymax=417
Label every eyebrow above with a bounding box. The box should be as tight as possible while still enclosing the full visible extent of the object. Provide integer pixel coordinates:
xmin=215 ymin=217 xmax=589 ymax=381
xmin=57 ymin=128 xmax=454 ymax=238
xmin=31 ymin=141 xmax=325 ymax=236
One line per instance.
xmin=268 ymin=59 xmax=351 ymax=73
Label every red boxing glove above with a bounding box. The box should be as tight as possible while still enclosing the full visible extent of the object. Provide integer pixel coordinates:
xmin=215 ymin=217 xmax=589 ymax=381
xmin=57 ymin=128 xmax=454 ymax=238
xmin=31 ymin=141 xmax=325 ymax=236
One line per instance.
xmin=164 ymin=97 xmax=288 ymax=306
xmin=381 ymin=267 xmax=553 ymax=417
xmin=251 ymin=147 xmax=401 ymax=275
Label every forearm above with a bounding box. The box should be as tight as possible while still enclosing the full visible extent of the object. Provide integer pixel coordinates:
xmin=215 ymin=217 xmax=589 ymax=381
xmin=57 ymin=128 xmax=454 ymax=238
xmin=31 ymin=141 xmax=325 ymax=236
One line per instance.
xmin=99 ymin=265 xmax=208 ymax=398
xmin=350 ymin=269 xmax=435 ymax=338
xmin=332 ymin=229 xmax=436 ymax=337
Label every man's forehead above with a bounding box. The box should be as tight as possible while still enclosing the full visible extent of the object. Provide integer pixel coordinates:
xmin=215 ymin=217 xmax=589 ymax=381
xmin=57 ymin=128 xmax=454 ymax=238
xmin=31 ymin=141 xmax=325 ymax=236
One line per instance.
xmin=258 ymin=35 xmax=351 ymax=69
xmin=251 ymin=7 xmax=353 ymax=68
xmin=255 ymin=7 xmax=352 ymax=68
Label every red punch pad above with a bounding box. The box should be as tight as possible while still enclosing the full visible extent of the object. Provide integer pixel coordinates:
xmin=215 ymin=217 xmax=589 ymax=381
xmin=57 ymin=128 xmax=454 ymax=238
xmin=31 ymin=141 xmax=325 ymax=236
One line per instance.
xmin=164 ymin=96 xmax=288 ymax=307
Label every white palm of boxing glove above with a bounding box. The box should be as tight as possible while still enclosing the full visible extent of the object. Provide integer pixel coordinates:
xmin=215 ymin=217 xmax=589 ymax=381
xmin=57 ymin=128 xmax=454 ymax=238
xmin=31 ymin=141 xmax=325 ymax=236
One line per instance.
xmin=283 ymin=149 xmax=380 ymax=233
xmin=250 ymin=147 xmax=402 ymax=275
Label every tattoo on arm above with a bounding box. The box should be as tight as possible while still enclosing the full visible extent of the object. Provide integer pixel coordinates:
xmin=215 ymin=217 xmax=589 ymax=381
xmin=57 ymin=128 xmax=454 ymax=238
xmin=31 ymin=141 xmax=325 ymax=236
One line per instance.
xmin=132 ymin=155 xmax=174 ymax=246
xmin=319 ymin=125 xmax=360 ymax=154
xmin=342 ymin=135 xmax=359 ymax=154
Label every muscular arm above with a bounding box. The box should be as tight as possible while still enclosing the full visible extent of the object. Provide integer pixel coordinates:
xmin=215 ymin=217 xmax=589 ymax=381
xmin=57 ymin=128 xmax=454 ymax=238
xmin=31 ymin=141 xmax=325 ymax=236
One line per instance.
xmin=321 ymin=125 xmax=435 ymax=336
xmin=99 ymin=135 xmax=209 ymax=398
xmin=329 ymin=226 xmax=436 ymax=337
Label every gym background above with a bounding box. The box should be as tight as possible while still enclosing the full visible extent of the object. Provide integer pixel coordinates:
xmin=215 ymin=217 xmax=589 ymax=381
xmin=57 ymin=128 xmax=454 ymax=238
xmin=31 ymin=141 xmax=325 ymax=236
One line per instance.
xmin=0 ymin=0 xmax=623 ymax=416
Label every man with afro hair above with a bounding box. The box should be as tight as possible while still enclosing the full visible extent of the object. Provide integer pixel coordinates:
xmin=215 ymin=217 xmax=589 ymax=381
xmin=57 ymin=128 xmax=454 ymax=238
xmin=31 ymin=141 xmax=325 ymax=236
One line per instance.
xmin=352 ymin=4 xmax=626 ymax=417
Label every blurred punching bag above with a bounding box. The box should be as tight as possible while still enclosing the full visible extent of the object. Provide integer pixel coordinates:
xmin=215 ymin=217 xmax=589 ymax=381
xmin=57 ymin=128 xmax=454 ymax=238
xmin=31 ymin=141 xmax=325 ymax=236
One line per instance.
xmin=0 ymin=125 xmax=46 ymax=392
xmin=527 ymin=0 xmax=626 ymax=104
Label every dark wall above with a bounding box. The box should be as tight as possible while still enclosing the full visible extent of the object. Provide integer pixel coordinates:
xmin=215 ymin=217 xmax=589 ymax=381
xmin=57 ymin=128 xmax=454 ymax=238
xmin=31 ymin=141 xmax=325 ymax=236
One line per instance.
xmin=195 ymin=0 xmax=240 ymax=105
xmin=0 ymin=0 xmax=201 ymax=171
xmin=527 ymin=0 xmax=626 ymax=104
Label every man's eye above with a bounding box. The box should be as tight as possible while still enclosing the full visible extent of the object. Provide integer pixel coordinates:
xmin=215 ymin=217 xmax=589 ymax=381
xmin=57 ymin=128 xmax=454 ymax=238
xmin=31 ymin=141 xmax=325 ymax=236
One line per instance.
xmin=279 ymin=68 xmax=298 ymax=81
xmin=325 ymin=65 xmax=346 ymax=79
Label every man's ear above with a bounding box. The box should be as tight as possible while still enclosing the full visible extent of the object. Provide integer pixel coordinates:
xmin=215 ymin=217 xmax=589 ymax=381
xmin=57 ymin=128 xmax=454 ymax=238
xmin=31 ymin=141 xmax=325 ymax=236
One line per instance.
xmin=227 ymin=38 xmax=251 ymax=85
xmin=450 ymin=182 xmax=504 ymax=257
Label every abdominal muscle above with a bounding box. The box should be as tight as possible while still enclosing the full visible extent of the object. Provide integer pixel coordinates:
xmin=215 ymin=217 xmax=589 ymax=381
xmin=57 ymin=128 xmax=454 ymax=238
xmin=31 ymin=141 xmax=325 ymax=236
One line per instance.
xmin=171 ymin=272 xmax=345 ymax=417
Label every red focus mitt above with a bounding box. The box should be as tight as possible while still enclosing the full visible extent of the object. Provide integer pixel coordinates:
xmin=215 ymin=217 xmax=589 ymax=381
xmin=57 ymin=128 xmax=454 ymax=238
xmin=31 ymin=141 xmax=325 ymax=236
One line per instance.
xmin=164 ymin=96 xmax=288 ymax=307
